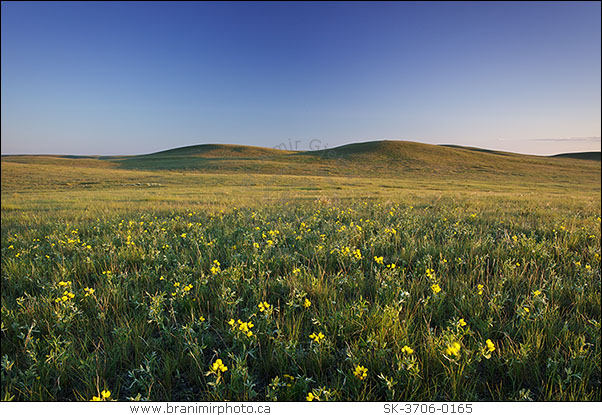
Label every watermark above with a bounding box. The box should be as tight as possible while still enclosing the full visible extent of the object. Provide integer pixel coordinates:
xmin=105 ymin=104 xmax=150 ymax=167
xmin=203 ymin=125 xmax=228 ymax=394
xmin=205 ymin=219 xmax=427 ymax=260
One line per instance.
xmin=272 ymin=138 xmax=338 ymax=158
xmin=130 ymin=402 xmax=271 ymax=414
xmin=384 ymin=403 xmax=473 ymax=414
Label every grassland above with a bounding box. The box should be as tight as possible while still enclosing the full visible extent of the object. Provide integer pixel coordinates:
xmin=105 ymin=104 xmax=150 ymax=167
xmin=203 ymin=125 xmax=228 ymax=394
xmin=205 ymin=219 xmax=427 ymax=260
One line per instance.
xmin=1 ymin=141 xmax=600 ymax=401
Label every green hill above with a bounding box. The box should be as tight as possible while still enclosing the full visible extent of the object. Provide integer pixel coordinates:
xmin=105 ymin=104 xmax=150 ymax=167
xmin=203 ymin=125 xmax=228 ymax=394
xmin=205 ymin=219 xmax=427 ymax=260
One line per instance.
xmin=142 ymin=143 xmax=293 ymax=158
xmin=2 ymin=140 xmax=600 ymax=186
xmin=551 ymin=151 xmax=601 ymax=161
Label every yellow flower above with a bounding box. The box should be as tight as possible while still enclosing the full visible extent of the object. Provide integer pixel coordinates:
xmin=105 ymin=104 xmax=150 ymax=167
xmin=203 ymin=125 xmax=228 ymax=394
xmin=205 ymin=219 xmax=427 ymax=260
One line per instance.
xmin=486 ymin=339 xmax=495 ymax=353
xmin=425 ymin=268 xmax=436 ymax=280
xmin=445 ymin=342 xmax=461 ymax=357
xmin=211 ymin=358 xmax=228 ymax=373
xmin=84 ymin=287 xmax=95 ymax=297
xmin=374 ymin=256 xmax=384 ymax=265
xmin=431 ymin=283 xmax=441 ymax=294
xmin=401 ymin=345 xmax=414 ymax=355
xmin=101 ymin=390 xmax=111 ymax=399
xmin=309 ymin=332 xmax=325 ymax=344
xmin=230 ymin=319 xmax=254 ymax=337
xmin=91 ymin=396 xmax=101 ymax=401
xmin=533 ymin=290 xmax=541 ymax=297
xmin=181 ymin=233 xmax=187 ymax=238
xmin=523 ymin=307 xmax=530 ymax=313
xmin=458 ymin=318 xmax=467 ymax=327
xmin=304 ymin=298 xmax=311 ymax=309
xmin=306 ymin=392 xmax=317 ymax=401
xmin=353 ymin=364 xmax=368 ymax=380
xmin=258 ymin=301 xmax=271 ymax=313
xmin=477 ymin=284 xmax=484 ymax=295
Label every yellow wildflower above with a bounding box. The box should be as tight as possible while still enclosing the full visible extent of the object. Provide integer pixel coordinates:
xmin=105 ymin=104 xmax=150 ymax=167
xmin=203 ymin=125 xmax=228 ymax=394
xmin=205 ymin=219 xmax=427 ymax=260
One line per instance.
xmin=445 ymin=342 xmax=461 ymax=357
xmin=258 ymin=301 xmax=271 ymax=313
xmin=353 ymin=364 xmax=368 ymax=380
xmin=486 ymin=339 xmax=495 ymax=353
xmin=309 ymin=332 xmax=325 ymax=344
xmin=211 ymin=358 xmax=228 ymax=373
xmin=304 ymin=298 xmax=311 ymax=309
xmin=401 ymin=345 xmax=414 ymax=355
xmin=431 ymin=283 xmax=441 ymax=294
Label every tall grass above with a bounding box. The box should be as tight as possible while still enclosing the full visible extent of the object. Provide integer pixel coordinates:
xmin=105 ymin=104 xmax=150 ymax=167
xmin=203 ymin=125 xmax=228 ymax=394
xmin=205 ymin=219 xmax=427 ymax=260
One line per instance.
xmin=2 ymin=194 xmax=600 ymax=401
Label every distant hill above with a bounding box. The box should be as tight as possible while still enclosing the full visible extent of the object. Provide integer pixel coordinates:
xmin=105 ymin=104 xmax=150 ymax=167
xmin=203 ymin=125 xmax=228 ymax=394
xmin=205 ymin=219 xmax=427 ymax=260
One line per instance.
xmin=2 ymin=140 xmax=600 ymax=183
xmin=143 ymin=143 xmax=293 ymax=158
xmin=551 ymin=151 xmax=601 ymax=161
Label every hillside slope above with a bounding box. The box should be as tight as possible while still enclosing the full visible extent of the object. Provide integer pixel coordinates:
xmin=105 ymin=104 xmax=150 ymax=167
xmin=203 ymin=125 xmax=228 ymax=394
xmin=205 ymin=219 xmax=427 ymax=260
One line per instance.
xmin=2 ymin=140 xmax=600 ymax=185
xmin=552 ymin=151 xmax=601 ymax=161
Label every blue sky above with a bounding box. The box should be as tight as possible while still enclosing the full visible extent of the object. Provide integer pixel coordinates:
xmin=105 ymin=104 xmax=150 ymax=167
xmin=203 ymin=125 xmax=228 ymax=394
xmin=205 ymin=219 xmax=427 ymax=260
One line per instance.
xmin=1 ymin=1 xmax=600 ymax=155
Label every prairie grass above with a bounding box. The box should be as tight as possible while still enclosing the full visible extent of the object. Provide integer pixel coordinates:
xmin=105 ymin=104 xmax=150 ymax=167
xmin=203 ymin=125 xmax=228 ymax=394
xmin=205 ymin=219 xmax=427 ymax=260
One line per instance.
xmin=1 ymin=151 xmax=600 ymax=401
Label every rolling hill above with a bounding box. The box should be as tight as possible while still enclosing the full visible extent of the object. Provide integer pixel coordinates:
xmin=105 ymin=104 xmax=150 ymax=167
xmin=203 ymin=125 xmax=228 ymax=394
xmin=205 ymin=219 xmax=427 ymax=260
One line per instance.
xmin=551 ymin=151 xmax=601 ymax=161
xmin=2 ymin=140 xmax=600 ymax=186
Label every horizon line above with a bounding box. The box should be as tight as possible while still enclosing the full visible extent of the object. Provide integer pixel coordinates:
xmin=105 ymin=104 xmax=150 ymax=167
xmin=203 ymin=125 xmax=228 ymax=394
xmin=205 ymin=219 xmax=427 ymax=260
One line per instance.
xmin=1 ymin=138 xmax=601 ymax=158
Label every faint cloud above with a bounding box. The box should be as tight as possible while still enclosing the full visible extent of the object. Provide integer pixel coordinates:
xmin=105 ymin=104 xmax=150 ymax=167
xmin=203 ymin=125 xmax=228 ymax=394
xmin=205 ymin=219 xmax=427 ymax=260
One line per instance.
xmin=527 ymin=137 xmax=601 ymax=142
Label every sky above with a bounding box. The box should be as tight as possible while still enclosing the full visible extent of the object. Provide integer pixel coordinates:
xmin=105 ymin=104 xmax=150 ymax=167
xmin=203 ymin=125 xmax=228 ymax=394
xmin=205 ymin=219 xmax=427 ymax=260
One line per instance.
xmin=1 ymin=1 xmax=600 ymax=156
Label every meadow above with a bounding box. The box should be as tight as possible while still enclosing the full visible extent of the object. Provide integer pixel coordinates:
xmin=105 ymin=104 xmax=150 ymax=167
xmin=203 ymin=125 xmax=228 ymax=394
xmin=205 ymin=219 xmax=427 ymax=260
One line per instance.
xmin=1 ymin=142 xmax=600 ymax=401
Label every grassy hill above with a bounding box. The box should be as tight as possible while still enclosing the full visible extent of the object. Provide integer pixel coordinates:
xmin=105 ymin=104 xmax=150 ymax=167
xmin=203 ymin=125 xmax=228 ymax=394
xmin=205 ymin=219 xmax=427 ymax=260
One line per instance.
xmin=140 ymin=143 xmax=294 ymax=158
xmin=2 ymin=140 xmax=600 ymax=204
xmin=3 ymin=140 xmax=599 ymax=184
xmin=551 ymin=151 xmax=601 ymax=161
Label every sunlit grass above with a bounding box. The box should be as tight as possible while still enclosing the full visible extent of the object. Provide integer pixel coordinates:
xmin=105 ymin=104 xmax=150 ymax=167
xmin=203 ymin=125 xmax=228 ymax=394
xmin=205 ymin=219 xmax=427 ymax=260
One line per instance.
xmin=1 ymin=155 xmax=600 ymax=401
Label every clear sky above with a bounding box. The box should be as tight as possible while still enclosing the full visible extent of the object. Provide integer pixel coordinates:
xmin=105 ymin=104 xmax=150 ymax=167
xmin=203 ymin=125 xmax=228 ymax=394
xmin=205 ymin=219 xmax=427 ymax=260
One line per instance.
xmin=1 ymin=1 xmax=600 ymax=155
